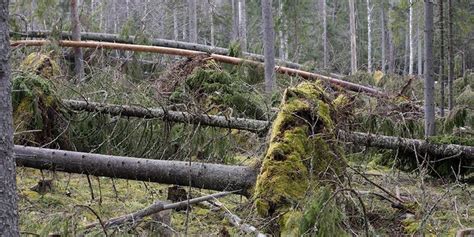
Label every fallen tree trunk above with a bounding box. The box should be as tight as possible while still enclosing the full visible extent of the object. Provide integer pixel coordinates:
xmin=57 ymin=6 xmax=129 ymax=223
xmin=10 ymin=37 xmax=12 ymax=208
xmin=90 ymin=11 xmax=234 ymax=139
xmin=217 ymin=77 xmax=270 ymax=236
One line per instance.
xmin=14 ymin=145 xmax=257 ymax=194
xmin=11 ymin=39 xmax=387 ymax=97
xmin=62 ymin=99 xmax=270 ymax=133
xmin=63 ymin=99 xmax=473 ymax=160
xmin=338 ymin=131 xmax=474 ymax=160
xmin=11 ymin=30 xmax=303 ymax=70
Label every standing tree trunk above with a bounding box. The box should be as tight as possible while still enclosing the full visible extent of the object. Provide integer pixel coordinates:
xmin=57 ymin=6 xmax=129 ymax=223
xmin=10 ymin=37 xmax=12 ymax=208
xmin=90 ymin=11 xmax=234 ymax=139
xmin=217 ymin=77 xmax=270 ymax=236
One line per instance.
xmin=417 ymin=18 xmax=423 ymax=75
xmin=231 ymin=0 xmax=239 ymax=43
xmin=238 ymin=0 xmax=247 ymax=52
xmin=349 ymin=0 xmax=357 ymax=74
xmin=447 ymin=0 xmax=454 ymax=111
xmin=173 ymin=5 xmax=179 ymax=41
xmin=0 ymin=0 xmax=19 ymax=234
xmin=261 ymin=0 xmax=275 ymax=95
xmin=439 ymin=0 xmax=445 ymax=116
xmin=71 ymin=0 xmax=84 ymax=83
xmin=322 ymin=0 xmax=328 ymax=69
xmin=209 ymin=1 xmax=215 ymax=46
xmin=388 ymin=0 xmax=395 ymax=74
xmin=188 ymin=0 xmax=197 ymax=43
xmin=278 ymin=0 xmax=286 ymax=60
xmin=404 ymin=28 xmax=409 ymax=74
xmin=366 ymin=0 xmax=372 ymax=72
xmin=408 ymin=0 xmax=414 ymax=74
xmin=381 ymin=2 xmax=387 ymax=73
xmin=424 ymin=0 xmax=435 ymax=137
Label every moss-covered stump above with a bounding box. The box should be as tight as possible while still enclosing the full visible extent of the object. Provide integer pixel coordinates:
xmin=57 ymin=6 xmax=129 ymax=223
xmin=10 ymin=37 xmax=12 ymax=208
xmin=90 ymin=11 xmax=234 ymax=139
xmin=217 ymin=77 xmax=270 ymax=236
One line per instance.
xmin=13 ymin=53 xmax=68 ymax=148
xmin=253 ymin=82 xmax=345 ymax=234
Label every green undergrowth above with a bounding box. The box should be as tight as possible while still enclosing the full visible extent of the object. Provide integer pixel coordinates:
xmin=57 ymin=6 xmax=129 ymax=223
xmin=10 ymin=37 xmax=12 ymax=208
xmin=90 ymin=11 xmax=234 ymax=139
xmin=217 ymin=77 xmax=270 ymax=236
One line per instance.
xmin=346 ymin=157 xmax=473 ymax=236
xmin=17 ymin=168 xmax=247 ymax=236
xmin=170 ymin=60 xmax=268 ymax=120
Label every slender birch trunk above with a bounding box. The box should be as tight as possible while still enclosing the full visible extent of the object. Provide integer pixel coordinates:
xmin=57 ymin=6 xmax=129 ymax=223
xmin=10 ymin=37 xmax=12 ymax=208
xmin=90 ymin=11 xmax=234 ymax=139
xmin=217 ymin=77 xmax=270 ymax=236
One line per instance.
xmin=188 ymin=0 xmax=197 ymax=43
xmin=210 ymin=2 xmax=215 ymax=46
xmin=322 ymin=0 xmax=328 ymax=69
xmin=278 ymin=0 xmax=285 ymax=60
xmin=366 ymin=0 xmax=372 ymax=72
xmin=173 ymin=6 xmax=179 ymax=41
xmin=381 ymin=3 xmax=386 ymax=73
xmin=408 ymin=0 xmax=414 ymax=74
xmin=349 ymin=0 xmax=357 ymax=74
xmin=417 ymin=18 xmax=423 ymax=75
xmin=238 ymin=0 xmax=247 ymax=52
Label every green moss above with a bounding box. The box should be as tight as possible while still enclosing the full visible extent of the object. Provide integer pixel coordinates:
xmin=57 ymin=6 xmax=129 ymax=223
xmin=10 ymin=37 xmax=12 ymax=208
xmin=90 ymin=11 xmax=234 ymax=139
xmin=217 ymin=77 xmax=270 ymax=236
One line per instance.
xmin=254 ymin=82 xmax=345 ymax=233
xmin=20 ymin=52 xmax=60 ymax=79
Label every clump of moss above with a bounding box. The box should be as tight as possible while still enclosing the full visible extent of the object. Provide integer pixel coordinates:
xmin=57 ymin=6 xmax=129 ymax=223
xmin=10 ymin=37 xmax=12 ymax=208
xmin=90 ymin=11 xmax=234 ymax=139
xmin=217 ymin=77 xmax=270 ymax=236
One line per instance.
xmin=20 ymin=52 xmax=61 ymax=79
xmin=253 ymin=81 xmax=345 ymax=233
xmin=13 ymin=54 xmax=68 ymax=148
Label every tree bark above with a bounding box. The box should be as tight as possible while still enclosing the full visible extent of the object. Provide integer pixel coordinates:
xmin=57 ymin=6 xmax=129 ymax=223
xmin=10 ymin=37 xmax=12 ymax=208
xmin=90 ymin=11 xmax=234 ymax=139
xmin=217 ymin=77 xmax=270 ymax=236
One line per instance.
xmin=366 ymin=0 xmax=372 ymax=73
xmin=424 ymin=0 xmax=436 ymax=137
xmin=232 ymin=0 xmax=239 ymax=43
xmin=278 ymin=0 xmax=286 ymax=61
xmin=439 ymin=0 xmax=445 ymax=117
xmin=321 ymin=0 xmax=328 ymax=69
xmin=447 ymin=0 xmax=454 ymax=111
xmin=70 ymin=0 xmax=84 ymax=83
xmin=238 ymin=0 xmax=247 ymax=52
xmin=338 ymin=131 xmax=474 ymax=160
xmin=188 ymin=0 xmax=197 ymax=43
xmin=261 ymin=0 xmax=276 ymax=95
xmin=408 ymin=0 xmax=414 ymax=75
xmin=173 ymin=5 xmax=179 ymax=41
xmin=388 ymin=0 xmax=395 ymax=74
xmin=11 ymin=39 xmax=387 ymax=97
xmin=381 ymin=3 xmax=386 ymax=73
xmin=0 ymin=0 xmax=19 ymax=233
xmin=14 ymin=146 xmax=257 ymax=194
xmin=349 ymin=0 xmax=357 ymax=74
xmin=404 ymin=28 xmax=409 ymax=74
xmin=62 ymin=99 xmax=270 ymax=133
xmin=417 ymin=18 xmax=423 ymax=76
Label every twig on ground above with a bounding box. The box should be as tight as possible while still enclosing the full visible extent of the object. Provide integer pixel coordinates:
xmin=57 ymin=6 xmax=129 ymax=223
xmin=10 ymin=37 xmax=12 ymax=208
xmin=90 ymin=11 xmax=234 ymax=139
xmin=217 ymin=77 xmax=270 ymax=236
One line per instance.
xmin=84 ymin=190 xmax=238 ymax=230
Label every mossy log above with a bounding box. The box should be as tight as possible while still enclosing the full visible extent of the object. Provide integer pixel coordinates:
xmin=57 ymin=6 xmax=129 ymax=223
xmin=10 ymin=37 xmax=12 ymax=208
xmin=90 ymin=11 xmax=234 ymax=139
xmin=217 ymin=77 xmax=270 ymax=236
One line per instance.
xmin=14 ymin=145 xmax=257 ymax=194
xmin=62 ymin=99 xmax=270 ymax=133
xmin=10 ymin=39 xmax=387 ymax=97
xmin=338 ymin=131 xmax=474 ymax=160
xmin=253 ymin=82 xmax=345 ymax=234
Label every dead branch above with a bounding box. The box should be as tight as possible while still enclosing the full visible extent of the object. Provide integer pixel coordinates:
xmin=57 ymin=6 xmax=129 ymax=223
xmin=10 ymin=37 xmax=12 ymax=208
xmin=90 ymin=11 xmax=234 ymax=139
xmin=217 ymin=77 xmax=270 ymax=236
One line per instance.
xmin=84 ymin=191 xmax=237 ymax=230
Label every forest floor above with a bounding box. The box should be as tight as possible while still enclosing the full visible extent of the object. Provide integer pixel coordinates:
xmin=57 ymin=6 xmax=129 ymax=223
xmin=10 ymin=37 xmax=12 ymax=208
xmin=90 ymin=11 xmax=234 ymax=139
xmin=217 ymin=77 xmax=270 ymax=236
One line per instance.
xmin=17 ymin=161 xmax=473 ymax=236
